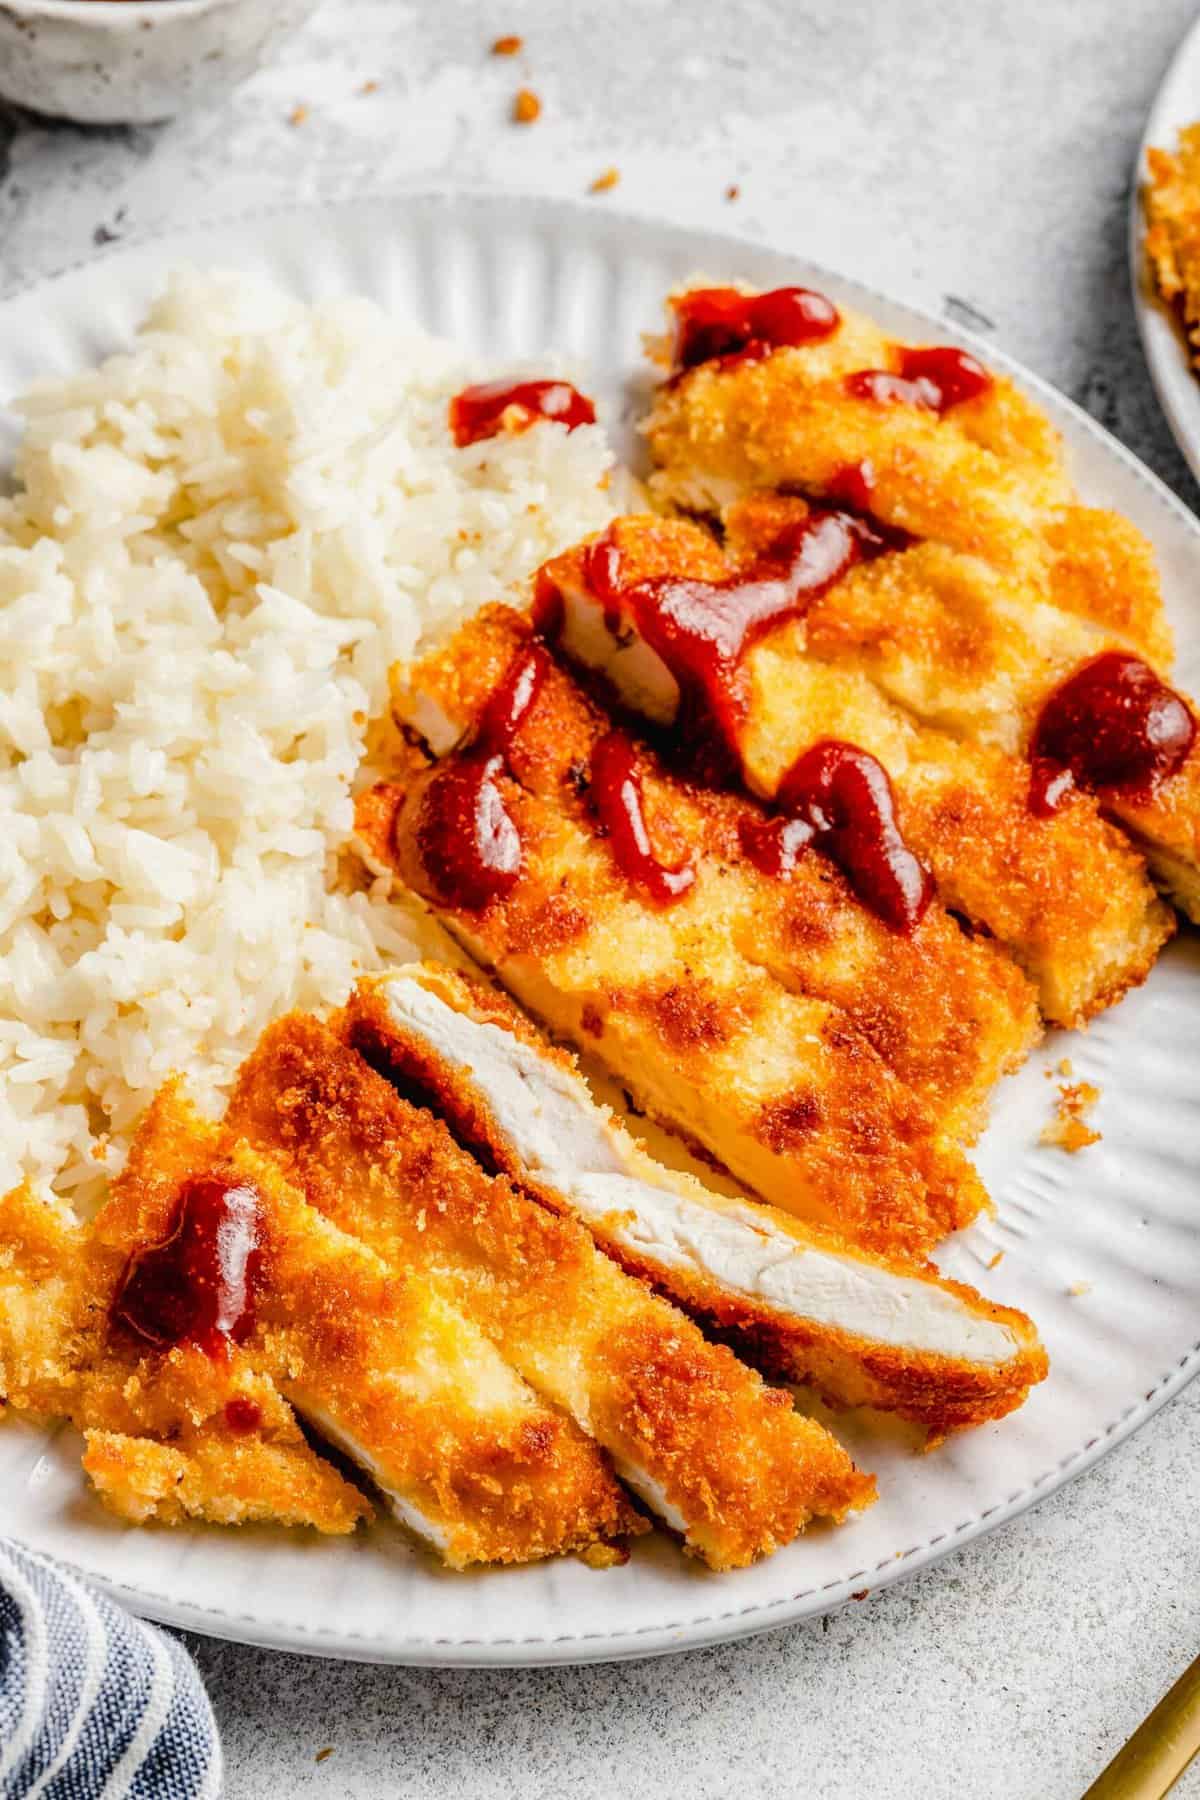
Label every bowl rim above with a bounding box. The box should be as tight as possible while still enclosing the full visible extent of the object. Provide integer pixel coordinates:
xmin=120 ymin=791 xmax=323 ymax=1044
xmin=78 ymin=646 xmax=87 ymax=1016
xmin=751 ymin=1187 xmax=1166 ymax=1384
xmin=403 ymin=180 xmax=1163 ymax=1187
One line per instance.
xmin=0 ymin=0 xmax=249 ymax=22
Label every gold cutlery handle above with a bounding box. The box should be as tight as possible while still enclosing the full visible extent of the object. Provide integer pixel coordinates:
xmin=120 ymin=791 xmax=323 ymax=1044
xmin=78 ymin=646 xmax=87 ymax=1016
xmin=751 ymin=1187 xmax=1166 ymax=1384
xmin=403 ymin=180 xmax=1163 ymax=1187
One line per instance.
xmin=1083 ymin=1653 xmax=1200 ymax=1799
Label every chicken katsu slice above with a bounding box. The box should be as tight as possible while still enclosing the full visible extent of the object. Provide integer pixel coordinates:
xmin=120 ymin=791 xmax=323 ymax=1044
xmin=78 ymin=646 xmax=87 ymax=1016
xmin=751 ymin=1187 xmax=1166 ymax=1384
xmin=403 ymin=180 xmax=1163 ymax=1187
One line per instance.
xmin=644 ymin=288 xmax=1070 ymax=577
xmin=94 ymin=1085 xmax=634 ymax=1568
xmin=356 ymin=768 xmax=987 ymax=1259
xmin=718 ymin=507 xmax=1200 ymax=922
xmin=393 ymin=606 xmax=1040 ymax=1140
xmin=533 ymin=515 xmax=1172 ymax=1026
xmin=645 ymin=284 xmax=1173 ymax=664
xmin=81 ymin=1425 xmax=370 ymax=1533
xmin=346 ymin=964 xmax=1047 ymax=1436
xmin=1042 ymin=507 xmax=1173 ymax=668
xmin=227 ymin=1013 xmax=873 ymax=1569
xmin=0 ymin=1179 xmax=370 ymax=1535
xmin=0 ymin=1185 xmax=91 ymax=1416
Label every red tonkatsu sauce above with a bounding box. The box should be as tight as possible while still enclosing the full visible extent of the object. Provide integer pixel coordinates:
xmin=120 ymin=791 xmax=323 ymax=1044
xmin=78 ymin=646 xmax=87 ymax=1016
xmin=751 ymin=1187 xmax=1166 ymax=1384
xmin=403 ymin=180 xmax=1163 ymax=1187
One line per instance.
xmin=537 ymin=519 xmax=933 ymax=929
xmin=671 ymin=285 xmax=840 ymax=372
xmin=823 ymin=460 xmax=916 ymax=551
xmin=844 ymin=345 xmax=992 ymax=415
xmin=110 ymin=1174 xmax=263 ymax=1358
xmin=395 ymin=643 xmax=550 ymax=910
xmin=589 ymin=729 xmax=696 ymax=903
xmin=449 ymin=378 xmax=596 ymax=447
xmin=567 ymin=512 xmax=869 ymax=777
xmin=1028 ymin=651 xmax=1195 ymax=816
xmin=770 ymin=741 xmax=934 ymax=934
xmin=224 ymin=1396 xmax=264 ymax=1433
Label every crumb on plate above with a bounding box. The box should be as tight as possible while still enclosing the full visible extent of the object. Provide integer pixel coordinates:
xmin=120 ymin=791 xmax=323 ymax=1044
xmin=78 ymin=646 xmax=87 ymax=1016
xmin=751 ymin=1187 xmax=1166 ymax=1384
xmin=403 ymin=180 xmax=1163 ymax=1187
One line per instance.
xmin=288 ymin=104 xmax=309 ymax=128
xmin=590 ymin=167 xmax=620 ymax=194
xmin=725 ymin=184 xmax=740 ymax=201
xmin=492 ymin=34 xmax=523 ymax=55
xmin=1067 ymin=1281 xmax=1092 ymax=1298
xmin=513 ymin=88 xmax=541 ymax=124
xmin=1040 ymin=1080 xmax=1100 ymax=1152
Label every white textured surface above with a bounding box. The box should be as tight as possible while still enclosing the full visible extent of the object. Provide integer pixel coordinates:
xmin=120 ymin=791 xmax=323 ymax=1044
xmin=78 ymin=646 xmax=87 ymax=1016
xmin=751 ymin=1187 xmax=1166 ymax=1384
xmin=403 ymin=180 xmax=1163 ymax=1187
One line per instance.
xmin=2 ymin=4 xmax=1199 ymax=1796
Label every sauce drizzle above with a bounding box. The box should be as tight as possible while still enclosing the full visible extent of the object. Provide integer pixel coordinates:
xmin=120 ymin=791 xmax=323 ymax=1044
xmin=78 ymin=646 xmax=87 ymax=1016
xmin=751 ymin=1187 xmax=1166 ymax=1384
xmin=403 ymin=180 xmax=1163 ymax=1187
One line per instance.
xmin=110 ymin=1174 xmax=263 ymax=1358
xmin=394 ymin=643 xmax=550 ymax=909
xmin=671 ymin=285 xmax=840 ymax=372
xmin=1028 ymin=651 xmax=1195 ymax=815
xmin=824 ymin=460 xmax=916 ymax=551
xmin=589 ymin=729 xmax=696 ymax=903
xmin=567 ymin=512 xmax=867 ymax=778
xmin=844 ymin=344 xmax=992 ymax=415
xmin=450 ymin=378 xmax=596 ymax=447
xmin=772 ymin=740 xmax=934 ymax=934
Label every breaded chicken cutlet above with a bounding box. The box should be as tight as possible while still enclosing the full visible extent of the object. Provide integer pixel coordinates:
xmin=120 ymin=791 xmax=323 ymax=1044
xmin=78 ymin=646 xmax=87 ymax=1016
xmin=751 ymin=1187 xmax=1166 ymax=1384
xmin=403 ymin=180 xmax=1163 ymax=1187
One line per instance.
xmin=225 ymin=1011 xmax=875 ymax=1568
xmin=357 ymin=765 xmax=986 ymax=1257
xmin=716 ymin=494 xmax=1200 ymax=922
xmin=1145 ymin=123 xmax=1200 ymax=372
xmin=644 ymin=281 xmax=1173 ymax=664
xmin=0 ymin=1173 xmax=369 ymax=1536
xmin=390 ymin=605 xmax=1040 ymax=1141
xmin=2 ymin=1089 xmax=638 ymax=1566
xmin=344 ymin=964 xmax=1048 ymax=1437
xmin=532 ymin=513 xmax=1173 ymax=1026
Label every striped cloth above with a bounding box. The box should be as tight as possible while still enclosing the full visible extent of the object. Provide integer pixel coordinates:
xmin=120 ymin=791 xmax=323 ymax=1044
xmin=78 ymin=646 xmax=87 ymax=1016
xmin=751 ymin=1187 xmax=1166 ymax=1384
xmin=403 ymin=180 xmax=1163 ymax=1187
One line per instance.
xmin=0 ymin=1540 xmax=221 ymax=1800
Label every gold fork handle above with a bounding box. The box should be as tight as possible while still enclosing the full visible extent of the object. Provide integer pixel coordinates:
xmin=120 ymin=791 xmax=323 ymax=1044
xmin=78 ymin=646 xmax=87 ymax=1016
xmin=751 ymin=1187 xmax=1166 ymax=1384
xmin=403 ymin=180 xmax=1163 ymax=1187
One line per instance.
xmin=1083 ymin=1652 xmax=1200 ymax=1799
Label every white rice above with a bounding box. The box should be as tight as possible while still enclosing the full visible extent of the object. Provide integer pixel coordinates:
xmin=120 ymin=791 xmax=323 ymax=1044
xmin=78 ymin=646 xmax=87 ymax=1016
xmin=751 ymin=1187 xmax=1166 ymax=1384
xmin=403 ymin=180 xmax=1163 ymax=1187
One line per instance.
xmin=0 ymin=269 xmax=616 ymax=1211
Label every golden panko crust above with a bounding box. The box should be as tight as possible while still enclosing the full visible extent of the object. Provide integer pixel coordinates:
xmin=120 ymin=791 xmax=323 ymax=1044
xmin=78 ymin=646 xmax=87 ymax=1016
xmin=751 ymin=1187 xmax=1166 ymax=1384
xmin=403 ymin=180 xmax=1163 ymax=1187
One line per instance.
xmin=227 ymin=1009 xmax=873 ymax=1568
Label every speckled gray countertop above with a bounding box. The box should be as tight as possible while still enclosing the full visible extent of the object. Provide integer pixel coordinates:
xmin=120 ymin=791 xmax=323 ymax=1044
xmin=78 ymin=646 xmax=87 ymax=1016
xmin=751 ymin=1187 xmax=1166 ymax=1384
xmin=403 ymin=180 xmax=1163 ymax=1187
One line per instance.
xmin=2 ymin=4 xmax=1199 ymax=1795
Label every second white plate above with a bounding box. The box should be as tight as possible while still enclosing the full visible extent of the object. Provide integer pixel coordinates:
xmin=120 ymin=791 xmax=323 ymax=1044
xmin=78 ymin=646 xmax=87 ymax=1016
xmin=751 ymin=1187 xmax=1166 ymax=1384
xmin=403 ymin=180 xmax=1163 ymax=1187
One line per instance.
xmin=2 ymin=190 xmax=1200 ymax=1666
xmin=1132 ymin=11 xmax=1200 ymax=484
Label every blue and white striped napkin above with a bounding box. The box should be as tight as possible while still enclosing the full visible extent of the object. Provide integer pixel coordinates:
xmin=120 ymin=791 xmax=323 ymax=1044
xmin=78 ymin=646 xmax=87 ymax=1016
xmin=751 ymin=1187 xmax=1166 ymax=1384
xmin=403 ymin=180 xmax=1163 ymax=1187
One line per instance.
xmin=0 ymin=1539 xmax=221 ymax=1799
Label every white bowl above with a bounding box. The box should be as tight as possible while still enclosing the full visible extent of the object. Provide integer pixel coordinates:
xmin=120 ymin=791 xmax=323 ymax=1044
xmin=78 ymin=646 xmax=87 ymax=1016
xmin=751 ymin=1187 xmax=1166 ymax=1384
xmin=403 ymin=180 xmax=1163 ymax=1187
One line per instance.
xmin=0 ymin=0 xmax=322 ymax=126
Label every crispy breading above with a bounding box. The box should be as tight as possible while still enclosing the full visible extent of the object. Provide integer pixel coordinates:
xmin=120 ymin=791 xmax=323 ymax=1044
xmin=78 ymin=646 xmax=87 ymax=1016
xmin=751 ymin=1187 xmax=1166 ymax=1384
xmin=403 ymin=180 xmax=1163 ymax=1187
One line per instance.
xmin=646 ymin=325 xmax=1068 ymax=575
xmin=227 ymin=1012 xmax=873 ymax=1568
xmin=533 ymin=515 xmax=1172 ymax=1026
xmin=393 ymin=603 xmax=1040 ymax=1140
xmin=1145 ymin=127 xmax=1200 ymax=371
xmin=645 ymin=285 xmax=1171 ymax=662
xmin=0 ymin=1186 xmax=93 ymax=1416
xmin=0 ymin=1171 xmax=371 ymax=1536
xmin=81 ymin=1427 xmax=369 ymax=1533
xmin=110 ymin=1089 xmax=636 ymax=1567
xmin=720 ymin=516 xmax=1200 ymax=923
xmin=345 ymin=964 xmax=1048 ymax=1437
xmin=356 ymin=760 xmax=985 ymax=1259
xmin=1043 ymin=508 xmax=1173 ymax=668
xmin=3 ymin=1089 xmax=635 ymax=1565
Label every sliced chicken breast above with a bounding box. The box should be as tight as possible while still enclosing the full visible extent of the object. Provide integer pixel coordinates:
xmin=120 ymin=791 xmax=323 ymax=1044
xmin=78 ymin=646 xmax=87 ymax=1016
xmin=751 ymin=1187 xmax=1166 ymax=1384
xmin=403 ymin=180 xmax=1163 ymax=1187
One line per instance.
xmin=5 ymin=1088 xmax=635 ymax=1566
xmin=345 ymin=964 xmax=1048 ymax=1437
xmin=644 ymin=283 xmax=1172 ymax=664
xmin=226 ymin=1015 xmax=875 ymax=1569
xmin=530 ymin=513 xmax=1172 ymax=1025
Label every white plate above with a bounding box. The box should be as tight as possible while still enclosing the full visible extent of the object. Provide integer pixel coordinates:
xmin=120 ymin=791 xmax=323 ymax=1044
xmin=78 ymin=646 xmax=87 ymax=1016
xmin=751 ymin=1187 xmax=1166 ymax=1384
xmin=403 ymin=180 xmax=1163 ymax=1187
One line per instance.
xmin=1132 ymin=11 xmax=1200 ymax=483
xmin=3 ymin=191 xmax=1199 ymax=1667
